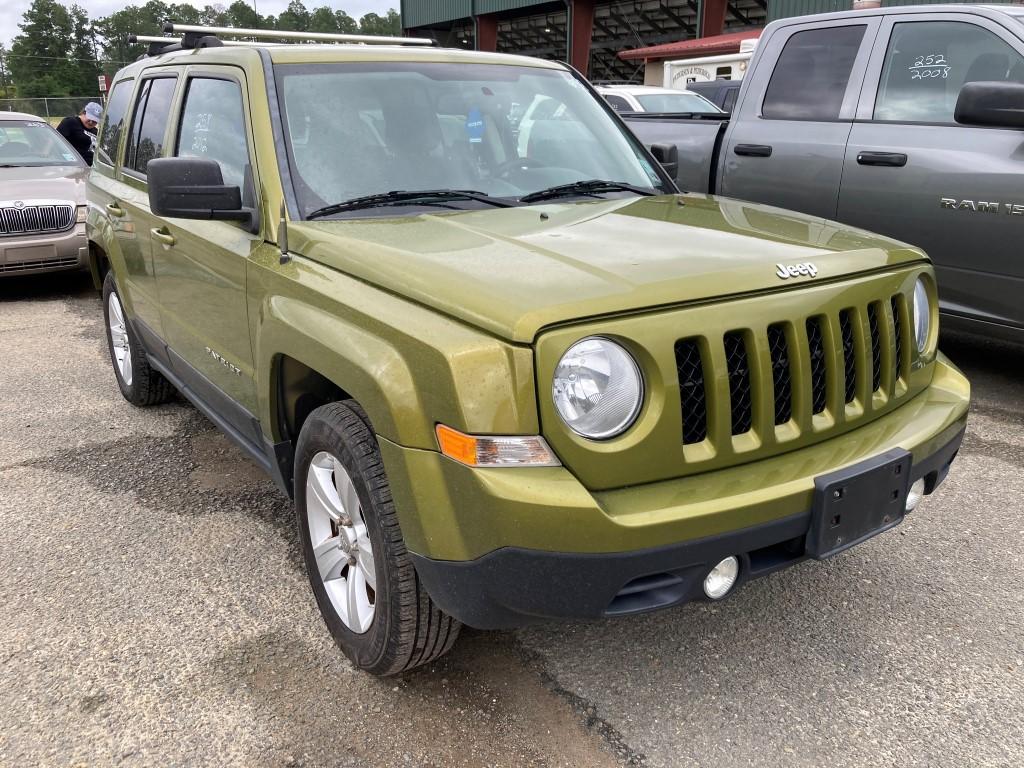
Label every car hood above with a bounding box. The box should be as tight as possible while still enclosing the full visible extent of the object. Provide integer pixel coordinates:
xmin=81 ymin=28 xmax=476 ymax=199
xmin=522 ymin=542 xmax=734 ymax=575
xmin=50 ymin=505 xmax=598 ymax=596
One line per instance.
xmin=289 ymin=194 xmax=925 ymax=343
xmin=0 ymin=164 xmax=88 ymax=205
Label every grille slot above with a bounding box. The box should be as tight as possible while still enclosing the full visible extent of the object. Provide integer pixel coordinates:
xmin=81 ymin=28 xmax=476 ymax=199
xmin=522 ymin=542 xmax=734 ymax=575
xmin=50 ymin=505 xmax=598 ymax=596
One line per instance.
xmin=724 ymin=331 xmax=753 ymax=435
xmin=0 ymin=203 xmax=75 ymax=237
xmin=891 ymin=296 xmax=903 ymax=384
xmin=839 ymin=309 xmax=857 ymax=404
xmin=675 ymin=338 xmax=708 ymax=444
xmin=767 ymin=324 xmax=792 ymax=425
xmin=806 ymin=317 xmax=828 ymax=415
xmin=868 ymin=303 xmax=882 ymax=393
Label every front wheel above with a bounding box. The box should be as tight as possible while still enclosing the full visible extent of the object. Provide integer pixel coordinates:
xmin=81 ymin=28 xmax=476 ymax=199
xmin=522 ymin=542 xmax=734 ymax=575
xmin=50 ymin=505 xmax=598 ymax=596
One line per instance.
xmin=102 ymin=272 xmax=174 ymax=406
xmin=295 ymin=401 xmax=461 ymax=675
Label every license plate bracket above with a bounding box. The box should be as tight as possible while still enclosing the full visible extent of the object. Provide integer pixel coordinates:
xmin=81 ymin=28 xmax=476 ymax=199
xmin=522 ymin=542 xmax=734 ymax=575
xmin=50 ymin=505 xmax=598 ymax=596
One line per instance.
xmin=806 ymin=448 xmax=912 ymax=560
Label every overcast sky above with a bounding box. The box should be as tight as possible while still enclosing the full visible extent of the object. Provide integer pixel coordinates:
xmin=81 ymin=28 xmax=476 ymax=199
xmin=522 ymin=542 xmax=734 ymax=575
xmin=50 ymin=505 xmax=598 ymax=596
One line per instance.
xmin=0 ymin=0 xmax=398 ymax=47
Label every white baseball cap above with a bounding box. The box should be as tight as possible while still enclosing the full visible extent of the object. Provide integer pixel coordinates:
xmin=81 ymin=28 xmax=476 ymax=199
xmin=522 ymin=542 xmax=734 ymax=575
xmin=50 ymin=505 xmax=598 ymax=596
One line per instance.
xmin=83 ymin=102 xmax=103 ymax=123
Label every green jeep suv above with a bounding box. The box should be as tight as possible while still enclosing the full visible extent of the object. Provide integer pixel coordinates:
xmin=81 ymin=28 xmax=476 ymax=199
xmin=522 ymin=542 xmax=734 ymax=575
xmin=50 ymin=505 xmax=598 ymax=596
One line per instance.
xmin=87 ymin=29 xmax=970 ymax=675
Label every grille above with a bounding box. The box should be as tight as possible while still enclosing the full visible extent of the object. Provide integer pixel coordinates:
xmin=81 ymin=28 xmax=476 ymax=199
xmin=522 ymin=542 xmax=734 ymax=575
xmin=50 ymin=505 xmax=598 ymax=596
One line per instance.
xmin=806 ymin=317 xmax=828 ymax=415
xmin=675 ymin=291 xmax=911 ymax=446
xmin=767 ymin=324 xmax=792 ymax=425
xmin=724 ymin=332 xmax=753 ymax=435
xmin=839 ymin=309 xmax=857 ymax=404
xmin=0 ymin=257 xmax=79 ymax=273
xmin=0 ymin=204 xmax=75 ymax=237
xmin=891 ymin=296 xmax=903 ymax=384
xmin=868 ymin=303 xmax=882 ymax=393
xmin=675 ymin=338 xmax=707 ymax=444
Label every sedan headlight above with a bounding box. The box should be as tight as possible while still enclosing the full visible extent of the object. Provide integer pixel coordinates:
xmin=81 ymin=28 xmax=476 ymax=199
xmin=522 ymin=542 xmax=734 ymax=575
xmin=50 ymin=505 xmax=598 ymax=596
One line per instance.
xmin=552 ymin=337 xmax=643 ymax=440
xmin=912 ymin=277 xmax=931 ymax=353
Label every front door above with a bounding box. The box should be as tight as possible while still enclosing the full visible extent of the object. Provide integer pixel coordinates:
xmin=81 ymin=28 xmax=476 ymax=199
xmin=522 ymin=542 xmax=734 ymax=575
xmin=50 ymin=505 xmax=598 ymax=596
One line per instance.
xmin=720 ymin=18 xmax=880 ymax=220
xmin=153 ymin=68 xmax=262 ymax=441
xmin=838 ymin=13 xmax=1024 ymax=335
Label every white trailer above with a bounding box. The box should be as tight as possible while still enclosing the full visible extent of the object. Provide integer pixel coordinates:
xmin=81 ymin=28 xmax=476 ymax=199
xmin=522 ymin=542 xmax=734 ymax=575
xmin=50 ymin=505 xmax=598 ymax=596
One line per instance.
xmin=663 ymin=37 xmax=758 ymax=87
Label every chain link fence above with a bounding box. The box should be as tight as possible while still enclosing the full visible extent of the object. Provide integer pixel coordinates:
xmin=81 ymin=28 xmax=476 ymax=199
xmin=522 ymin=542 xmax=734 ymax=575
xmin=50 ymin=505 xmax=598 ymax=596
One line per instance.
xmin=1 ymin=97 xmax=104 ymax=125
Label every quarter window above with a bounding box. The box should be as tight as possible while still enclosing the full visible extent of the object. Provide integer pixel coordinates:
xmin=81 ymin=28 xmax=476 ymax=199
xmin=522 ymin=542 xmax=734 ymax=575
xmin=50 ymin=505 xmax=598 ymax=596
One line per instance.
xmin=125 ymin=77 xmax=177 ymax=175
xmin=762 ymin=25 xmax=866 ymax=121
xmin=96 ymin=79 xmax=132 ymax=166
xmin=874 ymin=21 xmax=1024 ymax=123
xmin=176 ymin=77 xmax=250 ymax=189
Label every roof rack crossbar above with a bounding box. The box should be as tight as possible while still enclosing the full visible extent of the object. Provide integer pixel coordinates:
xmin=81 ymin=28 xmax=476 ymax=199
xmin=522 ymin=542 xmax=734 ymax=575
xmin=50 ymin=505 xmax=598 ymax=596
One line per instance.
xmin=162 ymin=22 xmax=436 ymax=47
xmin=131 ymin=34 xmax=284 ymax=49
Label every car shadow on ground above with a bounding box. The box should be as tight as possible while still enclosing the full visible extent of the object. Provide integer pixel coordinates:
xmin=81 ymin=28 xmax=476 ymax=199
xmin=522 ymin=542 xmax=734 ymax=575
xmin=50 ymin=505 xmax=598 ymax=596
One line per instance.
xmin=0 ymin=270 xmax=95 ymax=302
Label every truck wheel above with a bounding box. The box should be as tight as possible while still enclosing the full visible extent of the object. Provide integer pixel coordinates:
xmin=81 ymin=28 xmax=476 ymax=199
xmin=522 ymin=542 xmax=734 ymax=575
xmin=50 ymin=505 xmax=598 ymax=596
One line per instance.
xmin=295 ymin=401 xmax=461 ymax=676
xmin=102 ymin=272 xmax=174 ymax=407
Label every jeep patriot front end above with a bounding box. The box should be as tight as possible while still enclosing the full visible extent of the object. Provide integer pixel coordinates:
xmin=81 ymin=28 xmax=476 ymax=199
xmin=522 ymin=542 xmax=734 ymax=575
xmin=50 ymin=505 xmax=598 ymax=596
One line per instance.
xmin=88 ymin=29 xmax=969 ymax=674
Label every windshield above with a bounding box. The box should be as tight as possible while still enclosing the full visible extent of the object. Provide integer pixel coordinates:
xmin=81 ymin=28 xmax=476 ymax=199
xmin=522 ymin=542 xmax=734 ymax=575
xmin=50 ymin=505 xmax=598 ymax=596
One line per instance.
xmin=0 ymin=120 xmax=83 ymax=167
xmin=635 ymin=92 xmax=722 ymax=113
xmin=275 ymin=62 xmax=668 ymax=219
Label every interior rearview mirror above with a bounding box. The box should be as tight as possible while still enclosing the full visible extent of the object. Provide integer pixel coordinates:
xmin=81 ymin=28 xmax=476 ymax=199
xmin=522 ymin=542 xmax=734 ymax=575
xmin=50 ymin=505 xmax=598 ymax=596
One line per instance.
xmin=147 ymin=157 xmax=254 ymax=223
xmin=954 ymin=81 xmax=1024 ymax=129
xmin=650 ymin=143 xmax=679 ymax=180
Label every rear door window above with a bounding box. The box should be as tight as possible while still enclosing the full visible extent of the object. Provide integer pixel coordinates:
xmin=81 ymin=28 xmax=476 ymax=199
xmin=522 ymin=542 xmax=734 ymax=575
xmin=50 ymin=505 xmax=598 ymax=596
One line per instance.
xmin=762 ymin=25 xmax=867 ymax=120
xmin=96 ymin=79 xmax=133 ymax=167
xmin=874 ymin=21 xmax=1024 ymax=123
xmin=124 ymin=76 xmax=177 ymax=176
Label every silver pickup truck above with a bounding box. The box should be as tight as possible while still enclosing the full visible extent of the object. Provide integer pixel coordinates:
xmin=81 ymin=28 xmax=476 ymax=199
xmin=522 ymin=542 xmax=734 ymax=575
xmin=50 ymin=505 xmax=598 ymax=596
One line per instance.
xmin=625 ymin=4 xmax=1024 ymax=344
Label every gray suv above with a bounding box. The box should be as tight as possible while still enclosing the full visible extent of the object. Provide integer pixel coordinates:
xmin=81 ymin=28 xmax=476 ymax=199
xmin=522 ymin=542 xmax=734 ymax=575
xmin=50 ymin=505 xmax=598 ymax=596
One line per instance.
xmin=0 ymin=112 xmax=89 ymax=277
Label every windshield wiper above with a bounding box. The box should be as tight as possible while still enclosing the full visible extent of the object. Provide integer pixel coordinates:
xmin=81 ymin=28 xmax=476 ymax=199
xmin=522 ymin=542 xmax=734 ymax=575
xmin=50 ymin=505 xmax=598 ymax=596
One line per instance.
xmin=307 ymin=189 xmax=518 ymax=219
xmin=519 ymin=179 xmax=658 ymax=204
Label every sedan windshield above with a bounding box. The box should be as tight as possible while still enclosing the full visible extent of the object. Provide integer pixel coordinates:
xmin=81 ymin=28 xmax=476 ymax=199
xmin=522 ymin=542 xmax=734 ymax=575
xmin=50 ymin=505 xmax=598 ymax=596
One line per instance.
xmin=274 ymin=61 xmax=669 ymax=219
xmin=0 ymin=120 xmax=83 ymax=167
xmin=635 ymin=92 xmax=722 ymax=113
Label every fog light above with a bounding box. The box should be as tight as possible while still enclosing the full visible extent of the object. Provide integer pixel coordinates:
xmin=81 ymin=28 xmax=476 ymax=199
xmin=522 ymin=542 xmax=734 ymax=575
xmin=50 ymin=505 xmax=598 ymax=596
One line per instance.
xmin=905 ymin=478 xmax=926 ymax=512
xmin=703 ymin=556 xmax=740 ymax=600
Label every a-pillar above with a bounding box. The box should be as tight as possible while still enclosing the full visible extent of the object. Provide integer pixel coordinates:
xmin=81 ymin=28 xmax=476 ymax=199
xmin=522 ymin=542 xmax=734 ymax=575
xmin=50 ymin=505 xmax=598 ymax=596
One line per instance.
xmin=699 ymin=0 xmax=728 ymax=38
xmin=569 ymin=0 xmax=596 ymax=76
xmin=475 ymin=13 xmax=498 ymax=52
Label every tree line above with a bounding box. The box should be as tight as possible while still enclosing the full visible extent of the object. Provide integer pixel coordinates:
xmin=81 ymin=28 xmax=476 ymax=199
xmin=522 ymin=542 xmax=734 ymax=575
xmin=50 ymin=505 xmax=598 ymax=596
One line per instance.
xmin=1 ymin=0 xmax=401 ymax=99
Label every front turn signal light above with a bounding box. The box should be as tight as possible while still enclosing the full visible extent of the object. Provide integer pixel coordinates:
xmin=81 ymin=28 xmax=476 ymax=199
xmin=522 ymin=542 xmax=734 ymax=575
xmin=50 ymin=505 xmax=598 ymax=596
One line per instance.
xmin=435 ymin=425 xmax=561 ymax=468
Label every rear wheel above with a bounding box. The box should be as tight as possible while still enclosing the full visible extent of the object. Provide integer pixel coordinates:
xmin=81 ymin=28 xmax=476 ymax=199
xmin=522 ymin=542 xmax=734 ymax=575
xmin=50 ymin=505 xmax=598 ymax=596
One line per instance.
xmin=102 ymin=272 xmax=174 ymax=406
xmin=295 ymin=401 xmax=461 ymax=675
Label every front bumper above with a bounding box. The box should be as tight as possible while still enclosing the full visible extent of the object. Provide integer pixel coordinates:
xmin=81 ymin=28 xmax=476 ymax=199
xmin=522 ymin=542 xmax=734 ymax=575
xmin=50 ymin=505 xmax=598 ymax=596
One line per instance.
xmin=381 ymin=357 xmax=969 ymax=629
xmin=0 ymin=223 xmax=88 ymax=277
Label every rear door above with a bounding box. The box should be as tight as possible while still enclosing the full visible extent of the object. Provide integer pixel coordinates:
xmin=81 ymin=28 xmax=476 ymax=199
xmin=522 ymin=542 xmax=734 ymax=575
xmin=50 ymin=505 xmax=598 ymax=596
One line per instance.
xmin=720 ymin=18 xmax=880 ymax=219
xmin=114 ymin=73 xmax=179 ymax=341
xmin=154 ymin=66 xmax=262 ymax=434
xmin=838 ymin=12 xmax=1024 ymax=334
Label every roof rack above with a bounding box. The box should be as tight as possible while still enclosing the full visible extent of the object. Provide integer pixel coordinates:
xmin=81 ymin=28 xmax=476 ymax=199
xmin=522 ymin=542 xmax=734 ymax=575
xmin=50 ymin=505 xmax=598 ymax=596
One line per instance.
xmin=161 ymin=22 xmax=436 ymax=49
xmin=130 ymin=34 xmax=283 ymax=55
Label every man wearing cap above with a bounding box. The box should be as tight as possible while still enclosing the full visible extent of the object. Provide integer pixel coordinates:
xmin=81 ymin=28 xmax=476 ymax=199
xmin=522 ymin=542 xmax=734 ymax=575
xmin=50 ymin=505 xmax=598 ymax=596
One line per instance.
xmin=56 ymin=102 xmax=103 ymax=165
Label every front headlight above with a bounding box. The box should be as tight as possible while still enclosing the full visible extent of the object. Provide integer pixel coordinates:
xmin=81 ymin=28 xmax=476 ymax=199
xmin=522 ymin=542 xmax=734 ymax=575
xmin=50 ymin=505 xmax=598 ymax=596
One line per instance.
xmin=912 ymin=277 xmax=931 ymax=353
xmin=552 ymin=337 xmax=643 ymax=440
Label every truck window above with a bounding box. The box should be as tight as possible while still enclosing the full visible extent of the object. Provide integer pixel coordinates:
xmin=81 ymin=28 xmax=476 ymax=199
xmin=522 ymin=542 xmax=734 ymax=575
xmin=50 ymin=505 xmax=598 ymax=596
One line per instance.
xmin=124 ymin=77 xmax=177 ymax=176
xmin=762 ymin=25 xmax=866 ymax=121
xmin=176 ymin=77 xmax=249 ymax=190
xmin=874 ymin=21 xmax=1024 ymax=123
xmin=96 ymin=80 xmax=132 ymax=167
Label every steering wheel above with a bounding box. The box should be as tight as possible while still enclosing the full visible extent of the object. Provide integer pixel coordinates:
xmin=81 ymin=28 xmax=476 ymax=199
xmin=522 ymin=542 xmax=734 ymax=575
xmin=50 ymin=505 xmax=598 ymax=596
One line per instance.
xmin=495 ymin=156 xmax=548 ymax=180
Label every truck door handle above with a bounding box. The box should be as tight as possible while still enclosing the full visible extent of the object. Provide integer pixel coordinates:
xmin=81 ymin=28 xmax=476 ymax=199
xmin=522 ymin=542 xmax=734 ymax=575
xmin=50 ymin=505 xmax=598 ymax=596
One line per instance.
xmin=734 ymin=144 xmax=773 ymax=157
xmin=105 ymin=203 xmax=125 ymax=217
xmin=151 ymin=227 xmax=176 ymax=247
xmin=857 ymin=152 xmax=907 ymax=167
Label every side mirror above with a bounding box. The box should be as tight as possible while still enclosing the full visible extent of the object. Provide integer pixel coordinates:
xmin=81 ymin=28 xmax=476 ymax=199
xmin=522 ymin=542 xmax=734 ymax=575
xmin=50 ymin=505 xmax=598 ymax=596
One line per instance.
xmin=954 ymin=81 xmax=1024 ymax=129
xmin=147 ymin=157 xmax=253 ymax=223
xmin=650 ymin=143 xmax=679 ymax=179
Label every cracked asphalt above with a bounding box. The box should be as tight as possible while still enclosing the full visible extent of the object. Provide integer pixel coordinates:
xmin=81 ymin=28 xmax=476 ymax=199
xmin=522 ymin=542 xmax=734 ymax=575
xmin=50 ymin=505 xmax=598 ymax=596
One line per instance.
xmin=2 ymin=271 xmax=1022 ymax=767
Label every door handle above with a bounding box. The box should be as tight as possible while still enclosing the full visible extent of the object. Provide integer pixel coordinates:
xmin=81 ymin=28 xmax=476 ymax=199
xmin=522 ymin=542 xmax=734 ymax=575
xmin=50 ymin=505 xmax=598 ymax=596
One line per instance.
xmin=734 ymin=144 xmax=773 ymax=157
xmin=151 ymin=227 xmax=176 ymax=247
xmin=105 ymin=202 xmax=125 ymax=217
xmin=856 ymin=151 xmax=907 ymax=167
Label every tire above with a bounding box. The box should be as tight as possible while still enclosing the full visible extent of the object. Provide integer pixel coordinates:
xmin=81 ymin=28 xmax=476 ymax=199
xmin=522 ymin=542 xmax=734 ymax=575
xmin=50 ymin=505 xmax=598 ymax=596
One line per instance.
xmin=295 ymin=401 xmax=461 ymax=676
xmin=102 ymin=271 xmax=174 ymax=407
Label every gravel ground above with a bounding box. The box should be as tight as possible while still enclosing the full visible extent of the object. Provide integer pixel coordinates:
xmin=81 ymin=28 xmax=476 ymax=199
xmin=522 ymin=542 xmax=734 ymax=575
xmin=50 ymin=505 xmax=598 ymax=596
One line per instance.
xmin=1 ymin=271 xmax=1021 ymax=767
